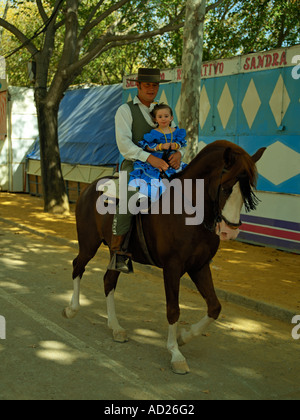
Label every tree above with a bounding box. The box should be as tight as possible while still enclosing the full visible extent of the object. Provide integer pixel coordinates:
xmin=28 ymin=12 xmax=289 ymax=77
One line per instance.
xmin=204 ymin=0 xmax=300 ymax=59
xmin=0 ymin=0 xmax=185 ymax=213
xmin=180 ymin=0 xmax=224 ymax=163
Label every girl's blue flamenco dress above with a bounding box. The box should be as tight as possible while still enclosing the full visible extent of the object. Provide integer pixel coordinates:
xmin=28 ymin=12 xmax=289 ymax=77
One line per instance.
xmin=129 ymin=127 xmax=187 ymax=202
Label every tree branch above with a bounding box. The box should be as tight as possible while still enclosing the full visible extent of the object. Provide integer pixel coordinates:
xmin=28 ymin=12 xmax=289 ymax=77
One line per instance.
xmin=84 ymin=0 xmax=106 ymax=27
xmin=206 ymin=0 xmax=225 ymax=13
xmin=78 ymin=0 xmax=130 ymax=45
xmin=69 ymin=16 xmax=184 ymax=79
xmin=59 ymin=0 xmax=79 ymax=68
xmin=0 ymin=17 xmax=39 ymax=57
xmin=36 ymin=0 xmax=49 ymax=24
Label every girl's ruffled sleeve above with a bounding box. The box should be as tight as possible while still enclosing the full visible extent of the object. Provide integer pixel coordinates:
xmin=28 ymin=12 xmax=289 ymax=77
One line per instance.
xmin=138 ymin=131 xmax=159 ymax=150
xmin=174 ymin=128 xmax=187 ymax=147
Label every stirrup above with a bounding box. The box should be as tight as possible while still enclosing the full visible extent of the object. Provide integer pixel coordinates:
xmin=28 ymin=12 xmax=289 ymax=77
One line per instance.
xmin=107 ymin=253 xmax=133 ymax=274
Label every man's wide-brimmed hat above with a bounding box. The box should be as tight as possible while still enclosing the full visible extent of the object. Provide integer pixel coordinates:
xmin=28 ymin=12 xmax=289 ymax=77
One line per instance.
xmin=127 ymin=68 xmax=171 ymax=83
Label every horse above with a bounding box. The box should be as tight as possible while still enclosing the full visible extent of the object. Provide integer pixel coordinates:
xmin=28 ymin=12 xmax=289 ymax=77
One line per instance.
xmin=63 ymin=140 xmax=266 ymax=374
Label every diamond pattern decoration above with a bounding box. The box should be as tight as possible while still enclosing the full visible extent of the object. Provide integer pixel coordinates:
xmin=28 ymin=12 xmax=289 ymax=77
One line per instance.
xmin=242 ymin=79 xmax=261 ymax=129
xmin=197 ymin=141 xmax=207 ymax=153
xmin=256 ymin=141 xmax=300 ymax=185
xmin=175 ymin=93 xmax=182 ymax=123
xmin=199 ymin=85 xmax=211 ymax=129
xmin=269 ymin=75 xmax=291 ymax=127
xmin=217 ymin=83 xmax=234 ymax=129
xmin=159 ymin=90 xmax=169 ymax=105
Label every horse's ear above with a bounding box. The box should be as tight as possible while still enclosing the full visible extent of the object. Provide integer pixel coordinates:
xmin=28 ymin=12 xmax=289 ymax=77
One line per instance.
xmin=252 ymin=147 xmax=266 ymax=163
xmin=223 ymin=147 xmax=236 ymax=168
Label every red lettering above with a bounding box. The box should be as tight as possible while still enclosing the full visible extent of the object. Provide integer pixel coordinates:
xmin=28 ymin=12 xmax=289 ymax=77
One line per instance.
xmin=250 ymin=56 xmax=257 ymax=69
xmin=280 ymin=51 xmax=287 ymax=66
xmin=272 ymin=53 xmax=279 ymax=67
xmin=265 ymin=54 xmax=272 ymax=67
xmin=177 ymin=69 xmax=182 ymax=80
xmin=257 ymin=55 xmax=264 ymax=68
xmin=202 ymin=64 xmax=208 ymax=76
xmin=244 ymin=57 xmax=250 ymax=70
xmin=160 ymin=72 xmax=165 ymax=80
xmin=219 ymin=62 xmax=224 ymax=74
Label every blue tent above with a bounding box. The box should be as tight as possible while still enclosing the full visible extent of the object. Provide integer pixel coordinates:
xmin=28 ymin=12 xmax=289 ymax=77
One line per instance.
xmin=28 ymin=83 xmax=122 ymax=166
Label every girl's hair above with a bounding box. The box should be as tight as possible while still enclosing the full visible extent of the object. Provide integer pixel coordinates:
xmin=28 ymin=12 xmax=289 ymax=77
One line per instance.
xmin=150 ymin=103 xmax=173 ymax=119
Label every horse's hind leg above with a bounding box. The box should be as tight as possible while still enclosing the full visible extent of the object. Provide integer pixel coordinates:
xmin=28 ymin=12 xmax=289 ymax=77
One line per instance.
xmin=104 ymin=268 xmax=128 ymax=343
xmin=63 ymin=227 xmax=102 ymax=319
xmin=62 ymin=273 xmax=81 ymax=319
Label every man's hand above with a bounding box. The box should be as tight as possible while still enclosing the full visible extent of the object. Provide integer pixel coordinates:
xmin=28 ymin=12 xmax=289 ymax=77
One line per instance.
xmin=168 ymin=151 xmax=181 ymax=170
xmin=147 ymin=154 xmax=169 ymax=172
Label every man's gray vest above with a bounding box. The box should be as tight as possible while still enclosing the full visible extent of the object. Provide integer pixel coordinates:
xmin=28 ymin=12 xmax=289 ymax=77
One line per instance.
xmin=127 ymin=100 xmax=153 ymax=145
xmin=120 ymin=101 xmax=154 ymax=173
xmin=113 ymin=100 xmax=154 ymax=235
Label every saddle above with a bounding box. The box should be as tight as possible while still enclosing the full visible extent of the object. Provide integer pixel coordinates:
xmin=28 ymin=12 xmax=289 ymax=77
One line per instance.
xmin=99 ymin=174 xmax=155 ymax=269
xmin=99 ymin=173 xmax=149 ymax=203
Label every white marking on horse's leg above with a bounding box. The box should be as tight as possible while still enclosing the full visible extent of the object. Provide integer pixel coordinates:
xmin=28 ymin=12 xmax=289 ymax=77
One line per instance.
xmin=63 ymin=276 xmax=81 ymax=319
xmin=106 ymin=290 xmax=128 ymax=342
xmin=179 ymin=315 xmax=214 ymax=346
xmin=167 ymin=323 xmax=190 ymax=374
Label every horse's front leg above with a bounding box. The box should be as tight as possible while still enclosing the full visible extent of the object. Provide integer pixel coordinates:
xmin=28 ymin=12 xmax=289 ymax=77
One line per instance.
xmin=178 ymin=315 xmax=214 ymax=346
xmin=178 ymin=264 xmax=221 ymax=346
xmin=163 ymin=267 xmax=190 ymax=374
xmin=104 ymin=270 xmax=128 ymax=343
xmin=167 ymin=323 xmax=190 ymax=374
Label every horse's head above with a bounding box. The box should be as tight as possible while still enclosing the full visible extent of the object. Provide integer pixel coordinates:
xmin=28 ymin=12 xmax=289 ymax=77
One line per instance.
xmin=207 ymin=141 xmax=266 ymax=240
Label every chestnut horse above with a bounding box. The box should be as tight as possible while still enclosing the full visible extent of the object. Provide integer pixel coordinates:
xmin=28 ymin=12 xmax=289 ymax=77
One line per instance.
xmin=63 ymin=140 xmax=265 ymax=374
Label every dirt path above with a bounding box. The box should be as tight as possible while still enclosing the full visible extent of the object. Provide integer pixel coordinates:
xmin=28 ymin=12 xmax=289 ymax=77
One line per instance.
xmin=0 ymin=223 xmax=299 ymax=400
xmin=0 ymin=192 xmax=299 ymax=313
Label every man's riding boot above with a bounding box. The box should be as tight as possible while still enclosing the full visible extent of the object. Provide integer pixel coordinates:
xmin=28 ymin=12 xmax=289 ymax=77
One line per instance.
xmin=108 ymin=234 xmax=133 ymax=274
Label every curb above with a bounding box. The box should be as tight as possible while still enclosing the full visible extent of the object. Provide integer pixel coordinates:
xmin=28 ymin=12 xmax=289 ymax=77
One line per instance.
xmin=0 ymin=216 xmax=295 ymax=323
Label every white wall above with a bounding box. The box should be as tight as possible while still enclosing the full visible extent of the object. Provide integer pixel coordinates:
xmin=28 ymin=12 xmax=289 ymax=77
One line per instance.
xmin=0 ymin=87 xmax=38 ymax=191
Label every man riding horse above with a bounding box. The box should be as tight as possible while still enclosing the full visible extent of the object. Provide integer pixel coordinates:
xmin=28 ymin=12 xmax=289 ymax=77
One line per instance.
xmin=111 ymin=68 xmax=186 ymax=273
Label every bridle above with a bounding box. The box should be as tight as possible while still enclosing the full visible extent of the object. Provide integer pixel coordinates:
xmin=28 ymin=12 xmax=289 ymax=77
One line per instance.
xmin=160 ymin=162 xmax=242 ymax=233
xmin=204 ymin=167 xmax=242 ymax=233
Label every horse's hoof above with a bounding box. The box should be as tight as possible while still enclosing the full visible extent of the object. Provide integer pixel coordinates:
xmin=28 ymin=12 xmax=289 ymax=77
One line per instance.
xmin=62 ymin=307 xmax=78 ymax=319
xmin=113 ymin=330 xmax=129 ymax=343
xmin=171 ymin=360 xmax=190 ymax=375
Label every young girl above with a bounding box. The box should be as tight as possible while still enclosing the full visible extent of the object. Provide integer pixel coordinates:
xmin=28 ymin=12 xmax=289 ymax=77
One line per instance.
xmin=129 ymin=103 xmax=187 ymax=201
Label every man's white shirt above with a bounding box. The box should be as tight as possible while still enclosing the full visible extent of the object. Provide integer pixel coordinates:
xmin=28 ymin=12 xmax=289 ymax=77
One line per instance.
xmin=115 ymin=96 xmax=185 ymax=163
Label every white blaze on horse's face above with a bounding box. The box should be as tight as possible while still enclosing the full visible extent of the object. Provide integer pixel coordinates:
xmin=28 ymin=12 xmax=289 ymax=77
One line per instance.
xmin=216 ymin=182 xmax=243 ymax=241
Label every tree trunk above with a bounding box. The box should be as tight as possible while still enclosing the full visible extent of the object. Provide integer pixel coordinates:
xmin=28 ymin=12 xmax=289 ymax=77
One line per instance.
xmin=180 ymin=0 xmax=206 ymax=163
xmin=35 ymin=88 xmax=69 ymax=214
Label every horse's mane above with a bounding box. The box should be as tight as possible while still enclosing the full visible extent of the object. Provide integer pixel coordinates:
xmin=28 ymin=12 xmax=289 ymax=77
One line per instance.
xmin=219 ymin=142 xmax=259 ymax=211
xmin=175 ymin=140 xmax=260 ymax=211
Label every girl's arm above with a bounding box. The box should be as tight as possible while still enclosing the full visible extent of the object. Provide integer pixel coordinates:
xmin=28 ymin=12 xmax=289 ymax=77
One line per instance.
xmin=145 ymin=143 xmax=171 ymax=152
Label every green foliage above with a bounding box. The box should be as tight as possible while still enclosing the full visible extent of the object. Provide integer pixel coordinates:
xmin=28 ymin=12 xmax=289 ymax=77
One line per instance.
xmin=204 ymin=0 xmax=300 ymax=59
xmin=1 ymin=0 xmax=299 ymax=87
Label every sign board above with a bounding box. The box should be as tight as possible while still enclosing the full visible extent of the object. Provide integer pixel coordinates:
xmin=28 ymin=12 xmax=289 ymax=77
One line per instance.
xmin=123 ymin=45 xmax=300 ymax=88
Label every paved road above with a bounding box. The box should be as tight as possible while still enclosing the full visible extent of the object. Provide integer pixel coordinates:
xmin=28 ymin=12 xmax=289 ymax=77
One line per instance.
xmin=0 ymin=221 xmax=299 ymax=400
